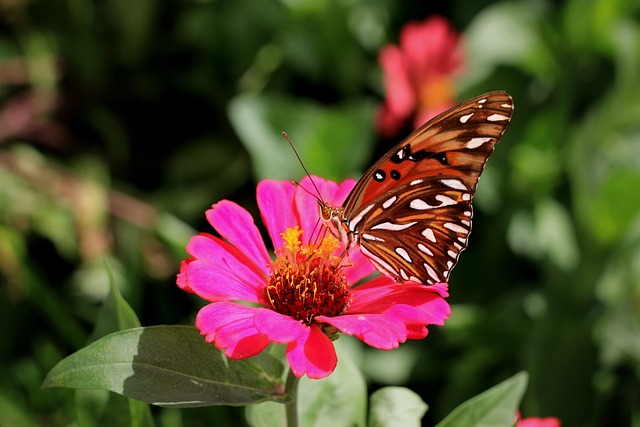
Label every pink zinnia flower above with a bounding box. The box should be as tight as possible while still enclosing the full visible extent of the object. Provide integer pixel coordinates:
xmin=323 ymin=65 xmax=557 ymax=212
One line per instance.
xmin=177 ymin=176 xmax=451 ymax=379
xmin=377 ymin=15 xmax=464 ymax=137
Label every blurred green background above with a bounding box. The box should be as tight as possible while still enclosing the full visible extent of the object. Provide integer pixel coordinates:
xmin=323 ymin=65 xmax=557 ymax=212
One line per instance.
xmin=1 ymin=0 xmax=639 ymax=426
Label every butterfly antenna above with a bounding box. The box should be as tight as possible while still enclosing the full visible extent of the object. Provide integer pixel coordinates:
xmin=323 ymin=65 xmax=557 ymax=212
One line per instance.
xmin=282 ymin=132 xmax=325 ymax=203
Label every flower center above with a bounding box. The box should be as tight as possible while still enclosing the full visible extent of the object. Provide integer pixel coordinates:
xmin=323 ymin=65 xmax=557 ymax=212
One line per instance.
xmin=267 ymin=227 xmax=350 ymax=326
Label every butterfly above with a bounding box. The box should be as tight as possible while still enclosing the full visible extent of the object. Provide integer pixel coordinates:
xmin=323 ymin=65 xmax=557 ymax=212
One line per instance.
xmin=320 ymin=91 xmax=514 ymax=285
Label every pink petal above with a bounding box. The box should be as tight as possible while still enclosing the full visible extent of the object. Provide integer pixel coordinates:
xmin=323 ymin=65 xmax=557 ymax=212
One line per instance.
xmin=376 ymin=103 xmax=405 ymax=138
xmin=385 ymin=298 xmax=451 ymax=329
xmin=350 ymin=280 xmax=451 ymax=325
xmin=196 ymin=302 xmax=270 ymax=359
xmin=317 ymin=313 xmax=407 ymax=350
xmin=405 ymin=323 xmax=430 ymax=340
xmin=379 ymin=45 xmax=415 ymax=120
xmin=349 ymin=278 xmax=447 ymax=310
xmin=286 ymin=324 xmax=337 ymax=379
xmin=257 ymin=180 xmax=297 ymax=251
xmin=184 ymin=259 xmax=268 ymax=304
xmin=206 ymin=200 xmax=271 ymax=270
xmin=177 ymin=258 xmax=195 ymax=293
xmin=377 ymin=16 xmax=463 ymax=138
xmin=518 ymin=417 xmax=561 ymax=427
xmin=332 ymin=179 xmax=357 ymax=206
xmin=185 ymin=234 xmax=269 ymax=304
xmin=254 ymin=309 xmax=307 ymax=343
xmin=323 ymin=278 xmax=451 ymax=347
xmin=345 ymin=276 xmax=401 ymax=306
xmin=401 ymin=16 xmax=460 ymax=78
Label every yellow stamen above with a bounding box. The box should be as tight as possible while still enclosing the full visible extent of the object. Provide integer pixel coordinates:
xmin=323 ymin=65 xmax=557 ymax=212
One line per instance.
xmin=267 ymin=227 xmax=350 ymax=327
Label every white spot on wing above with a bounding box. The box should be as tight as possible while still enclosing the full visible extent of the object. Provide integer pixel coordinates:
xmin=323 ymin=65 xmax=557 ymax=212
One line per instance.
xmin=447 ymin=250 xmax=457 ymax=259
xmin=348 ymin=204 xmax=374 ymax=231
xmin=410 ymin=199 xmax=432 ymax=210
xmin=487 ymin=113 xmax=509 ymax=122
xmin=436 ymin=195 xmax=458 ymax=206
xmin=422 ymin=228 xmax=437 ymax=242
xmin=467 ymin=137 xmax=492 ymax=149
xmin=501 ymin=103 xmax=513 ymax=108
xmin=444 ymin=222 xmax=467 ymax=234
xmin=382 ymin=196 xmax=397 ymax=209
xmin=462 ymin=193 xmax=471 ymax=201
xmin=460 ymin=113 xmax=474 ymax=123
xmin=395 ymin=247 xmax=412 ymax=263
xmin=463 ymin=211 xmax=472 ymax=217
xmin=424 ymin=263 xmax=440 ymax=282
xmin=371 ymin=221 xmax=416 ymax=231
xmin=410 ymin=179 xmax=423 ymax=185
xmin=478 ymin=98 xmax=487 ymax=104
xmin=410 ymin=195 xmax=457 ymax=210
xmin=362 ymin=233 xmax=385 ymax=242
xmin=417 ymin=243 xmax=433 ymax=256
xmin=440 ymin=179 xmax=468 ymax=191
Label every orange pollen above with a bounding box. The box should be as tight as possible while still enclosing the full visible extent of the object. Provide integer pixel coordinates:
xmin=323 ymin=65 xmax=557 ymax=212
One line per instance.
xmin=267 ymin=227 xmax=350 ymax=325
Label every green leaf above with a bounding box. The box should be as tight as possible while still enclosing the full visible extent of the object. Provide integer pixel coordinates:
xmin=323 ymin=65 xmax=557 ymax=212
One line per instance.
xmin=298 ymin=339 xmax=367 ymax=426
xmin=245 ymin=338 xmax=367 ymax=426
xmin=228 ymin=93 xmax=375 ymax=181
xmin=76 ymin=389 xmax=154 ymax=427
xmin=587 ymin=170 xmax=640 ymax=244
xmin=436 ymin=372 xmax=528 ymax=427
xmin=244 ymin=400 xmax=284 ymax=427
xmin=507 ymin=199 xmax=580 ymax=271
xmin=78 ymin=267 xmax=153 ymax=427
xmin=88 ymin=264 xmax=142 ymax=343
xmin=368 ymin=387 xmax=427 ymax=427
xmin=43 ymin=326 xmax=286 ymax=408
xmin=462 ymin=2 xmax=553 ymax=86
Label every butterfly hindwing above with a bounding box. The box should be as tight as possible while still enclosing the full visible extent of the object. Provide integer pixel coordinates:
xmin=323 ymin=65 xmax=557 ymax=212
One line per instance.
xmin=352 ymin=177 xmax=473 ymax=284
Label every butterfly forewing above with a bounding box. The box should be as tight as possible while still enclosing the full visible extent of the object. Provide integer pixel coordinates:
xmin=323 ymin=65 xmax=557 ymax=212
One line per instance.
xmin=341 ymin=91 xmax=513 ymax=284
xmin=343 ymin=91 xmax=513 ymax=215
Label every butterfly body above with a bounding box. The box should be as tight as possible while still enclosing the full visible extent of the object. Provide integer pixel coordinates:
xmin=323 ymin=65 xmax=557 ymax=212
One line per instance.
xmin=321 ymin=91 xmax=514 ymax=285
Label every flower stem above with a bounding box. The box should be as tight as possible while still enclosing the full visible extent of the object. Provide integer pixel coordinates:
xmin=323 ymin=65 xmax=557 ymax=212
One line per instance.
xmin=284 ymin=369 xmax=300 ymax=427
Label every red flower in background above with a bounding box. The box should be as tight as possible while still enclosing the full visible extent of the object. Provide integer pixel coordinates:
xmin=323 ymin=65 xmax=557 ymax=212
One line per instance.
xmin=517 ymin=413 xmax=561 ymax=427
xmin=377 ymin=16 xmax=464 ymax=137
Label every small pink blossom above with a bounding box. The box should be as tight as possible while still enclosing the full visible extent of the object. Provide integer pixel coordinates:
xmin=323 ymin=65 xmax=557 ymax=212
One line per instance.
xmin=517 ymin=413 xmax=561 ymax=427
xmin=377 ymin=16 xmax=464 ymax=137
xmin=178 ymin=176 xmax=451 ymax=379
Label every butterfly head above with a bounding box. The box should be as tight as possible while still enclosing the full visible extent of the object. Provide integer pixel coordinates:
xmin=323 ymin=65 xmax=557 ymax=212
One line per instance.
xmin=319 ymin=200 xmax=336 ymax=221
xmin=318 ymin=201 xmax=353 ymax=249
